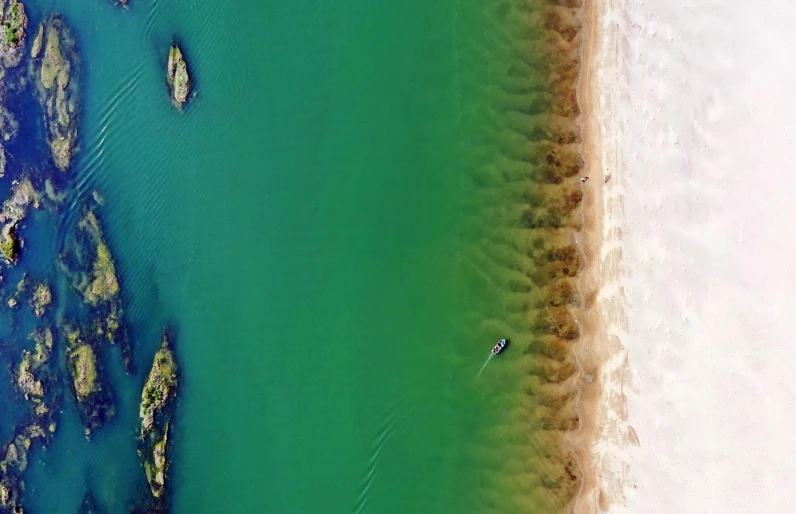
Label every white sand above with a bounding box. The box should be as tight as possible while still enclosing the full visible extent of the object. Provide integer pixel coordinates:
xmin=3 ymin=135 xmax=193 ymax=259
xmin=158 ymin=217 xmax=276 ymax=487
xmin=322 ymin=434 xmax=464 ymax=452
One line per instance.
xmin=581 ymin=0 xmax=796 ymax=511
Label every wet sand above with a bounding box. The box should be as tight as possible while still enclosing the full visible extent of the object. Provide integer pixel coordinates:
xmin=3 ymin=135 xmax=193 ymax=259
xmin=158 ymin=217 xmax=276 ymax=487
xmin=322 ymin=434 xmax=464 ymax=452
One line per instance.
xmin=575 ymin=0 xmax=796 ymax=511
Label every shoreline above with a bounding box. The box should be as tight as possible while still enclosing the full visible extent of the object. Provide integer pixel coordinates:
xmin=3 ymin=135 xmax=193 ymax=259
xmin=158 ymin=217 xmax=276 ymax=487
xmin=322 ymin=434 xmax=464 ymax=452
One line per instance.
xmin=570 ymin=0 xmax=627 ymax=511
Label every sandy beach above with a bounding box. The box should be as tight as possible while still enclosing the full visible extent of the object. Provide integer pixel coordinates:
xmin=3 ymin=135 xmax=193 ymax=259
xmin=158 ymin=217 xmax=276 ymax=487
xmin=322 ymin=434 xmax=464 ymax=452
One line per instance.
xmin=576 ymin=0 xmax=796 ymax=511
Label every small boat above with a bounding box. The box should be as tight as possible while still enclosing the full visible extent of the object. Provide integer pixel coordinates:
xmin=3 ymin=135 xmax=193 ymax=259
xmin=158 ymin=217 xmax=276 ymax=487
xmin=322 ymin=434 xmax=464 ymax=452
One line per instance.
xmin=492 ymin=339 xmax=507 ymax=355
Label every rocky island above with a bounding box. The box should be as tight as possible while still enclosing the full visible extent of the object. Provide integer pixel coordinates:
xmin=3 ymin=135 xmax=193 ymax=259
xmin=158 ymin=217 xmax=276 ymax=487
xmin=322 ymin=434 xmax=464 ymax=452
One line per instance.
xmin=166 ymin=42 xmax=190 ymax=107
xmin=0 ymin=177 xmax=42 ymax=264
xmin=139 ymin=330 xmax=178 ymax=501
xmin=62 ymin=320 xmax=115 ymax=437
xmin=59 ymin=205 xmax=131 ymax=370
xmin=31 ymin=15 xmax=79 ymax=171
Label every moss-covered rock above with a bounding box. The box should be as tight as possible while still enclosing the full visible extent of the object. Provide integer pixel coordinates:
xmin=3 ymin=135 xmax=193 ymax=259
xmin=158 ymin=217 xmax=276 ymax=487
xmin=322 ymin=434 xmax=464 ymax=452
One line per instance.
xmin=139 ymin=330 xmax=178 ymax=500
xmin=167 ymin=42 xmax=190 ymax=106
xmin=0 ymin=222 xmax=17 ymax=263
xmin=0 ymin=0 xmax=27 ymax=67
xmin=32 ymin=15 xmax=79 ymax=171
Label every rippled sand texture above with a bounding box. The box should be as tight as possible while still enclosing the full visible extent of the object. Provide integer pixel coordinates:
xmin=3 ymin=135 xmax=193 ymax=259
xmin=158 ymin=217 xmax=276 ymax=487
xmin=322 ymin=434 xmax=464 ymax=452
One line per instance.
xmin=459 ymin=1 xmax=585 ymax=511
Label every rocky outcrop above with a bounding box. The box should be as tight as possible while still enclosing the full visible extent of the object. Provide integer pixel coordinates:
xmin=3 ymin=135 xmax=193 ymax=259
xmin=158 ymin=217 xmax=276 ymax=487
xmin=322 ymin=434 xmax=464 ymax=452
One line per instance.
xmin=0 ymin=0 xmax=27 ymax=68
xmin=139 ymin=330 xmax=178 ymax=500
xmin=15 ymin=328 xmax=57 ymax=413
xmin=0 ymin=176 xmax=42 ymax=265
xmin=29 ymin=21 xmax=40 ymax=58
xmin=30 ymin=283 xmax=51 ymax=317
xmin=62 ymin=320 xmax=115 ymax=437
xmin=166 ymin=43 xmax=190 ymax=107
xmin=59 ymin=204 xmax=131 ymax=370
xmin=5 ymin=273 xmax=25 ymax=308
xmin=31 ymin=15 xmax=79 ymax=171
xmin=3 ymin=328 xmax=58 ymax=514
xmin=0 ymin=221 xmax=17 ymax=263
xmin=78 ymin=492 xmax=103 ymax=514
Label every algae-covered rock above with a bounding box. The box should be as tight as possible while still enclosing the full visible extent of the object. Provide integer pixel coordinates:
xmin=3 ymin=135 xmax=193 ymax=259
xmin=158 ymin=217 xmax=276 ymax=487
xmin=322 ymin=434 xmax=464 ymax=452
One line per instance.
xmin=15 ymin=328 xmax=53 ymax=402
xmin=0 ymin=425 xmax=49 ymax=513
xmin=0 ymin=222 xmax=17 ymax=263
xmin=0 ymin=177 xmax=42 ymax=265
xmin=0 ymin=0 xmax=28 ymax=67
xmin=68 ymin=344 xmax=97 ymax=400
xmin=31 ymin=282 xmax=51 ymax=317
xmin=76 ymin=211 xmax=119 ymax=305
xmin=166 ymin=42 xmax=190 ymax=107
xmin=62 ymin=321 xmax=115 ymax=436
xmin=32 ymin=15 xmax=79 ymax=171
xmin=88 ymin=241 xmax=119 ymax=303
xmin=1 ymin=328 xmax=58 ymax=514
xmin=139 ymin=329 xmax=178 ymax=499
xmin=16 ymin=355 xmax=43 ymax=399
xmin=1 ymin=177 xmax=40 ymax=224
xmin=140 ymin=332 xmax=177 ymax=438
xmin=59 ymin=204 xmax=131 ymax=370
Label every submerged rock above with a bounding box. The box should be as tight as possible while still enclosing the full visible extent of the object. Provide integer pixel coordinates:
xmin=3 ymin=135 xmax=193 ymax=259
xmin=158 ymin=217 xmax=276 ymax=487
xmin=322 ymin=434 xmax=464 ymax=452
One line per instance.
xmin=0 ymin=0 xmax=27 ymax=68
xmin=30 ymin=282 xmax=51 ymax=317
xmin=139 ymin=330 xmax=178 ymax=499
xmin=31 ymin=15 xmax=79 ymax=171
xmin=69 ymin=344 xmax=97 ymax=400
xmin=0 ymin=424 xmax=49 ymax=513
xmin=75 ymin=211 xmax=119 ymax=305
xmin=29 ymin=21 xmax=40 ymax=58
xmin=59 ymin=204 xmax=131 ymax=370
xmin=1 ymin=177 xmax=40 ymax=224
xmin=5 ymin=273 xmax=25 ymax=308
xmin=62 ymin=320 xmax=115 ymax=436
xmin=16 ymin=353 xmax=43 ymax=399
xmin=166 ymin=42 xmax=190 ymax=107
xmin=79 ymin=492 xmax=103 ymax=514
xmin=15 ymin=327 xmax=55 ymax=403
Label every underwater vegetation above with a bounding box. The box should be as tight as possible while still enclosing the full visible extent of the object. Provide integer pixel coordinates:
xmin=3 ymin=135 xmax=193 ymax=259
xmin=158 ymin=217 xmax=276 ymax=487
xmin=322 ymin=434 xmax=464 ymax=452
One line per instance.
xmin=0 ymin=1 xmax=189 ymax=510
xmin=461 ymin=0 xmax=588 ymax=510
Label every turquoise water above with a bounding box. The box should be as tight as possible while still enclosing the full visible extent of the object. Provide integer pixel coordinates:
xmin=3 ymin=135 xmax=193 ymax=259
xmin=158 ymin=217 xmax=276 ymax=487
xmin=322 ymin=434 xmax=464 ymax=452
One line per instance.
xmin=0 ymin=0 xmax=569 ymax=512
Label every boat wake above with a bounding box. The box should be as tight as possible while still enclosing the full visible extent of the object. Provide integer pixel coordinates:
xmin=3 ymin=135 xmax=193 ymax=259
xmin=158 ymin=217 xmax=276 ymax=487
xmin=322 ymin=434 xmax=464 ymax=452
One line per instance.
xmin=476 ymin=353 xmax=494 ymax=377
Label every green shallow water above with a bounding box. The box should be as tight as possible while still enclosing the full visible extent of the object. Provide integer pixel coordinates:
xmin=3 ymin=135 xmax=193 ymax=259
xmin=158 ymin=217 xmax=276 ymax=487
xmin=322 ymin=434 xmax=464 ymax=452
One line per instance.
xmin=8 ymin=0 xmax=561 ymax=512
